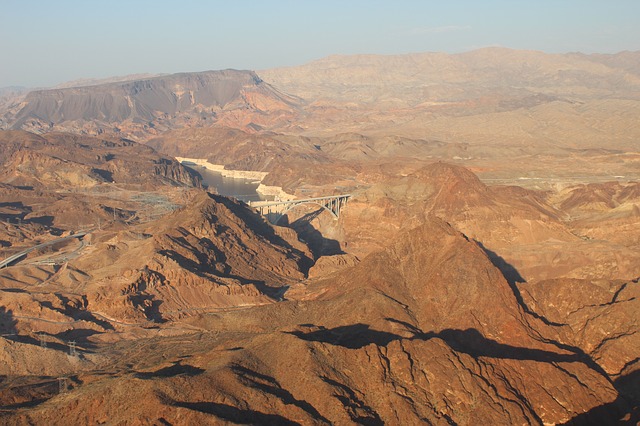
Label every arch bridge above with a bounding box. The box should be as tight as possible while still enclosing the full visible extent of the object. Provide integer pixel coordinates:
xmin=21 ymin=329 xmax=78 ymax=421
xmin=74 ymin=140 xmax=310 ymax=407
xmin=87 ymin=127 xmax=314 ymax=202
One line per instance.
xmin=250 ymin=194 xmax=351 ymax=225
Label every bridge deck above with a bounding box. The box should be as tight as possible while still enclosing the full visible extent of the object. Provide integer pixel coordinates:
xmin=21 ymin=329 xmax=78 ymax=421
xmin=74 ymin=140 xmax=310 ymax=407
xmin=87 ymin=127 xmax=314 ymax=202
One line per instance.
xmin=251 ymin=194 xmax=351 ymax=225
xmin=250 ymin=194 xmax=351 ymax=208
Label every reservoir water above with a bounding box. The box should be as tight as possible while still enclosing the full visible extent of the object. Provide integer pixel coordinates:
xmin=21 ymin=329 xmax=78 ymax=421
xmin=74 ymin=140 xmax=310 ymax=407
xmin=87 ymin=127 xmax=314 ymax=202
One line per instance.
xmin=185 ymin=165 xmax=273 ymax=203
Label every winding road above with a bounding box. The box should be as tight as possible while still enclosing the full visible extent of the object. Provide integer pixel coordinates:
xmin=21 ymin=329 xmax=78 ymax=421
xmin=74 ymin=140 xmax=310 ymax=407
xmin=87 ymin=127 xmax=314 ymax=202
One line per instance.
xmin=0 ymin=231 xmax=90 ymax=269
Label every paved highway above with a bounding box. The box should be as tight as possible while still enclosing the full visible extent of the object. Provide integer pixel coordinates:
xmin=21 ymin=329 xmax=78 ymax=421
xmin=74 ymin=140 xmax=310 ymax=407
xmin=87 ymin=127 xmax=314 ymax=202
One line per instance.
xmin=0 ymin=231 xmax=90 ymax=269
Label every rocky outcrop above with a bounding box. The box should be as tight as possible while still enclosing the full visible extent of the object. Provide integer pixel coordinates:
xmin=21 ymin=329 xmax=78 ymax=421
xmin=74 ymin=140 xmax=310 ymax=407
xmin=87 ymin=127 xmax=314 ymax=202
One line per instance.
xmin=519 ymin=277 xmax=640 ymax=377
xmin=307 ymin=253 xmax=359 ymax=278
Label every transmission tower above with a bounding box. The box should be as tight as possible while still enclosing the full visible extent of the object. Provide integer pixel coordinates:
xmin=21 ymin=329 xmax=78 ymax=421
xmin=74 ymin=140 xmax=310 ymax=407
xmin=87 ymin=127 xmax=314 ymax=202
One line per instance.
xmin=58 ymin=377 xmax=69 ymax=393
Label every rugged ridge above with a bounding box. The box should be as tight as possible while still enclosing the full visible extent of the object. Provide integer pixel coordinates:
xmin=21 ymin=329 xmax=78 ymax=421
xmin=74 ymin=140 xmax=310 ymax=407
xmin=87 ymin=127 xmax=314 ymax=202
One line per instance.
xmin=0 ymin=130 xmax=200 ymax=189
xmin=4 ymin=70 xmax=301 ymax=139
xmin=1 ymin=47 xmax=639 ymax=424
xmin=1 ymin=217 xmax=626 ymax=424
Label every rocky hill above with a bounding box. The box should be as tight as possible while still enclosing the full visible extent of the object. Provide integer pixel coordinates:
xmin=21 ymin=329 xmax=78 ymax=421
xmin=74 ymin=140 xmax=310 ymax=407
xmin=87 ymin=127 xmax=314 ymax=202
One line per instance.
xmin=147 ymin=126 xmax=327 ymax=172
xmin=0 ymin=130 xmax=199 ymax=190
xmin=339 ymin=162 xmax=640 ymax=283
xmin=3 ymin=70 xmax=301 ymax=140
xmin=2 ymin=216 xmax=636 ymax=424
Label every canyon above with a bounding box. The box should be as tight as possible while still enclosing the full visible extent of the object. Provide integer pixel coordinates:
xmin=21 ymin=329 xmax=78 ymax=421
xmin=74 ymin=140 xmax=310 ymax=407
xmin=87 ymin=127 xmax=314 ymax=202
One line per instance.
xmin=0 ymin=48 xmax=639 ymax=424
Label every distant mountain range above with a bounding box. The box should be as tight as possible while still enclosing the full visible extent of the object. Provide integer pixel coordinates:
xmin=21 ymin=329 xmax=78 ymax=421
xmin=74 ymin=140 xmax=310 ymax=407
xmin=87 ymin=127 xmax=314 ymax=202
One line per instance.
xmin=2 ymin=48 xmax=639 ymax=143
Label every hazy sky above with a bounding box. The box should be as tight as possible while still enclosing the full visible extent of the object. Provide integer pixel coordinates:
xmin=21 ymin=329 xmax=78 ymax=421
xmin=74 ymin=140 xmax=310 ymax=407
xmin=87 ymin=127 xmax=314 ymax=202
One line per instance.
xmin=2 ymin=0 xmax=639 ymax=88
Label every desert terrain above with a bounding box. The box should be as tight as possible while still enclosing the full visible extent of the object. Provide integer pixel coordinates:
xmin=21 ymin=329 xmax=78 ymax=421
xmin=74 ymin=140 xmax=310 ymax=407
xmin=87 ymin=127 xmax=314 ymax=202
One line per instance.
xmin=0 ymin=48 xmax=639 ymax=424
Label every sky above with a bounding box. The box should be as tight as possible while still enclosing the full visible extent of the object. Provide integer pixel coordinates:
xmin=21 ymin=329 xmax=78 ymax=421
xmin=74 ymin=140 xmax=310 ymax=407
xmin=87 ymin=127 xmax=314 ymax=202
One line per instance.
xmin=2 ymin=0 xmax=639 ymax=88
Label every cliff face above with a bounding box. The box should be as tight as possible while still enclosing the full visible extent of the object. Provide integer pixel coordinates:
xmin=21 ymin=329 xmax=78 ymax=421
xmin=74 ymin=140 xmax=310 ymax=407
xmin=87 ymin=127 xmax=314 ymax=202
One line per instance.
xmin=5 ymin=70 xmax=301 ymax=139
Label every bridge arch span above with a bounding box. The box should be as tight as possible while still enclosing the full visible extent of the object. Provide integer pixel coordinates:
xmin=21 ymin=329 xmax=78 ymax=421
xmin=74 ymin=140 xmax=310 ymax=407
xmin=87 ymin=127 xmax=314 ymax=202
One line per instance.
xmin=252 ymin=194 xmax=351 ymax=225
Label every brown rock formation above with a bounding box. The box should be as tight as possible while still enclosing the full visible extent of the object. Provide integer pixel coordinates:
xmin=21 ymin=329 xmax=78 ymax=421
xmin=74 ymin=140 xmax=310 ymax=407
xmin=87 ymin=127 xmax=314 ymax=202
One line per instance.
xmin=1 ymin=217 xmax=628 ymax=424
xmin=0 ymin=130 xmax=200 ymax=190
xmin=341 ymin=162 xmax=640 ymax=283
